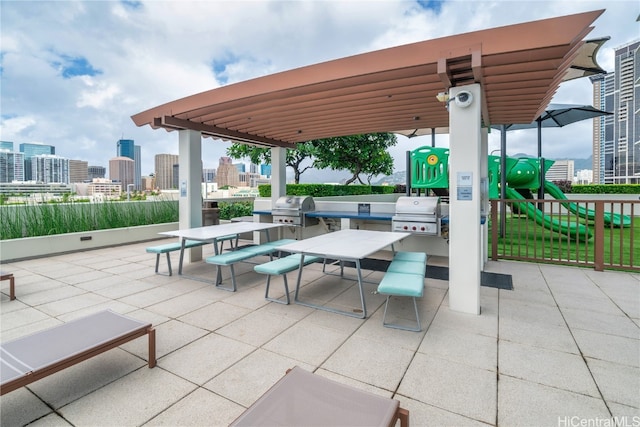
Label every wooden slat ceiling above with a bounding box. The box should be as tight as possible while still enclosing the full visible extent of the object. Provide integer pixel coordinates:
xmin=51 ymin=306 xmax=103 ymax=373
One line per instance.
xmin=132 ymin=10 xmax=604 ymax=148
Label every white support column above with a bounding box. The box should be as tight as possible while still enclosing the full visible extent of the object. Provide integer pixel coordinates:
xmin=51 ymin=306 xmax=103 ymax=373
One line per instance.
xmin=480 ymin=127 xmax=489 ymax=268
xmin=178 ymin=129 xmax=203 ymax=264
xmin=271 ymin=147 xmax=286 ymax=204
xmin=448 ymin=84 xmax=482 ymax=315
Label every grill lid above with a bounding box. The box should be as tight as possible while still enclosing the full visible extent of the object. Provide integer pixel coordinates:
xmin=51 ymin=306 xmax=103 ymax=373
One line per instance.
xmin=394 ymin=196 xmax=440 ymax=217
xmin=273 ymin=196 xmax=315 ymax=213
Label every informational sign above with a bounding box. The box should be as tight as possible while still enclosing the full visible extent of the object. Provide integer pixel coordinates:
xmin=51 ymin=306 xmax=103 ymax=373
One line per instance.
xmin=456 ymin=172 xmax=473 ymax=201
xmin=180 ymin=180 xmax=187 ymax=197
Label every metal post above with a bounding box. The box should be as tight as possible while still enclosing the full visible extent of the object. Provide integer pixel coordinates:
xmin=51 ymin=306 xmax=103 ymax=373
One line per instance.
xmin=500 ymin=125 xmax=507 ymax=238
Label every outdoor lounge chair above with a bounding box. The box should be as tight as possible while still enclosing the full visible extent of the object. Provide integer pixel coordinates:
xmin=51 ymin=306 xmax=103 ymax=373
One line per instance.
xmin=0 ymin=309 xmax=155 ymax=396
xmin=230 ymin=366 xmax=409 ymax=427
xmin=0 ymin=271 xmax=15 ymax=300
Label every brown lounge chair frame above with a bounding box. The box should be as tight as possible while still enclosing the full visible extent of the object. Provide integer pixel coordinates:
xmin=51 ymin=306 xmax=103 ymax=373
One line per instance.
xmin=230 ymin=366 xmax=409 ymax=427
xmin=1 ymin=310 xmax=155 ymax=396
xmin=0 ymin=272 xmax=15 ymax=301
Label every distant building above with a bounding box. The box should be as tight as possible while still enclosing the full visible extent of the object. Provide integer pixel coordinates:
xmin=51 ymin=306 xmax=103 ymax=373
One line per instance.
xmin=68 ymin=160 xmax=88 ymax=183
xmin=154 ymin=153 xmax=179 ymax=190
xmin=202 ymin=168 xmax=216 ymax=183
xmin=591 ymin=39 xmax=640 ymax=184
xmin=217 ymin=157 xmax=240 ymax=187
xmin=0 ymin=141 xmax=13 ymax=151
xmin=19 ymin=142 xmax=55 ymax=180
xmin=88 ymin=165 xmax=106 ymax=180
xmin=546 ymin=160 xmax=574 ymax=182
xmin=260 ymin=164 xmax=272 ymax=177
xmin=109 ymin=156 xmax=135 ymax=191
xmin=0 ymin=149 xmax=24 ymax=182
xmin=116 ymin=139 xmax=142 ymax=190
xmin=141 ymin=175 xmax=155 ymax=191
xmin=32 ymin=154 xmax=69 ymax=184
xmin=172 ymin=164 xmax=180 ymax=189
xmin=575 ymin=169 xmax=593 ymax=184
xmin=87 ymin=178 xmax=122 ymax=199
xmin=234 ymin=162 xmax=246 ymax=173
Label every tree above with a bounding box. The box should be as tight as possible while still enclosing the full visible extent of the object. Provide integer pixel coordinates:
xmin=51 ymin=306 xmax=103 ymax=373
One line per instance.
xmin=226 ymin=142 xmax=317 ymax=184
xmin=311 ymin=133 xmax=397 ymax=184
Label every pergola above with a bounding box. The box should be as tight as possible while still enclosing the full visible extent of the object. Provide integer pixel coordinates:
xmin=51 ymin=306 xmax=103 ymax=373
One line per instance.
xmin=132 ymin=10 xmax=604 ymax=314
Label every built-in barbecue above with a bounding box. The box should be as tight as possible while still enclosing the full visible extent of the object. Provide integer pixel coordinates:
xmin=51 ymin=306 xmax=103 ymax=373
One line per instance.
xmin=391 ymin=196 xmax=441 ymax=235
xmin=272 ymin=196 xmax=315 ymax=226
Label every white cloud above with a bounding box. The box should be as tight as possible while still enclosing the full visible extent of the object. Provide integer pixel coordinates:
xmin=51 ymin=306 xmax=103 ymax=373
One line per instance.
xmin=1 ymin=0 xmax=638 ymax=177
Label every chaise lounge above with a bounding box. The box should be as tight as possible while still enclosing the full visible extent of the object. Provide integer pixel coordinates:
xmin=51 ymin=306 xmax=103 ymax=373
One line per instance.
xmin=0 ymin=309 xmax=156 ymax=396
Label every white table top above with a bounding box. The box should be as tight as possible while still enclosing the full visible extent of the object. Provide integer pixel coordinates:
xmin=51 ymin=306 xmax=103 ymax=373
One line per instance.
xmin=160 ymin=222 xmax=283 ymax=241
xmin=278 ymin=229 xmax=410 ymax=260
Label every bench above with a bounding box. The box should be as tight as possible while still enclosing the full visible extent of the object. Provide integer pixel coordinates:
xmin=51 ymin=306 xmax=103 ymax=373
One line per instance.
xmin=254 ymin=254 xmax=322 ymax=304
xmin=0 ymin=309 xmax=155 ymax=396
xmin=146 ymin=240 xmax=209 ymax=276
xmin=205 ymin=243 xmax=286 ymax=292
xmin=0 ymin=271 xmax=15 ymax=301
xmin=376 ymin=252 xmax=426 ymax=332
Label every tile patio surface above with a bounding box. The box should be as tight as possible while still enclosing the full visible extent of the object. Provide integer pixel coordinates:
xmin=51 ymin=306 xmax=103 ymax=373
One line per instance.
xmin=1 ymin=238 xmax=639 ymax=426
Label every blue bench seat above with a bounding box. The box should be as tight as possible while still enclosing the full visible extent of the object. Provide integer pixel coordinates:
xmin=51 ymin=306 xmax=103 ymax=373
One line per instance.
xmin=254 ymin=254 xmax=322 ymax=304
xmin=146 ymin=240 xmax=207 ymax=276
xmin=376 ymin=252 xmax=426 ymax=332
xmin=205 ymin=244 xmax=283 ymax=292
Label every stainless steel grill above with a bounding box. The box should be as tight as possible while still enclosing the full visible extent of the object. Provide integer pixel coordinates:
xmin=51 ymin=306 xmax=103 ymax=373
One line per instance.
xmin=272 ymin=196 xmax=315 ymax=226
xmin=392 ymin=196 xmax=441 ymax=235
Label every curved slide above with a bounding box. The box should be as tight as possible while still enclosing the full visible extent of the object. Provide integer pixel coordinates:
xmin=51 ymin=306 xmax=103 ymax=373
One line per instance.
xmin=544 ymin=181 xmax=631 ymax=227
xmin=505 ymin=186 xmax=593 ymax=240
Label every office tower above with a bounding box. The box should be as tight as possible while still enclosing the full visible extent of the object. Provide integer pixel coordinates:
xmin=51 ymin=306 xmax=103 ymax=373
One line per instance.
xmin=233 ymin=162 xmax=246 ymax=173
xmin=591 ymin=40 xmax=640 ymax=184
xmin=154 ymin=154 xmax=179 ymax=189
xmin=88 ymin=165 xmax=106 ymax=180
xmin=117 ymin=139 xmax=141 ymax=190
xmin=32 ymin=154 xmax=69 ymax=184
xmin=0 ymin=150 xmax=24 ymax=182
xmin=217 ymin=157 xmax=240 ymax=187
xmin=546 ymin=160 xmax=575 ymax=182
xmin=0 ymin=141 xmax=13 ymax=151
xmin=68 ymin=160 xmax=89 ymax=183
xmin=260 ymin=164 xmax=272 ymax=177
xmin=202 ymin=168 xmax=216 ymax=183
xmin=109 ymin=156 xmax=135 ymax=191
xmin=19 ymin=142 xmax=55 ymax=180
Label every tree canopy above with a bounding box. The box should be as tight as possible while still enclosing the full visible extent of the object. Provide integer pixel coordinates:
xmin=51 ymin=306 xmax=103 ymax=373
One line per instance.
xmin=226 ymin=133 xmax=397 ymax=184
xmin=311 ymin=133 xmax=397 ymax=184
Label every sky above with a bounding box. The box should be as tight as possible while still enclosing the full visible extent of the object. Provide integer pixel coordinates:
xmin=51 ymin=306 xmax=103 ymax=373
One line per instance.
xmin=1 ymin=0 xmax=638 ymax=182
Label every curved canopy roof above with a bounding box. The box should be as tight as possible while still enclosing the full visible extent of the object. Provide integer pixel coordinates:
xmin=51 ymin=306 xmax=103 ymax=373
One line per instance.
xmin=131 ymin=10 xmax=604 ymax=148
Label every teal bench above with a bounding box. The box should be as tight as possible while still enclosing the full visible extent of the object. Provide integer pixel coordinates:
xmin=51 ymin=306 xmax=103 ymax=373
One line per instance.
xmin=146 ymin=240 xmax=208 ymax=276
xmin=376 ymin=252 xmax=426 ymax=332
xmin=254 ymin=254 xmax=322 ymax=304
xmin=205 ymin=243 xmax=288 ymax=292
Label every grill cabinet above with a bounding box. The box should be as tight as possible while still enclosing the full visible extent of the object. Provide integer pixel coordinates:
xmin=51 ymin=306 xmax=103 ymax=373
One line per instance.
xmin=272 ymin=196 xmax=315 ymax=226
xmin=391 ymin=196 xmax=441 ymax=235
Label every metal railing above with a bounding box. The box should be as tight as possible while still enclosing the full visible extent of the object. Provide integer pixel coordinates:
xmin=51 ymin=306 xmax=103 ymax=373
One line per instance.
xmin=490 ymin=198 xmax=639 ymax=271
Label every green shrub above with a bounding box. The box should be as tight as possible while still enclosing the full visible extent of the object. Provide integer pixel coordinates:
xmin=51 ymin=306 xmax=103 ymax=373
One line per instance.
xmin=571 ymin=184 xmax=640 ymax=194
xmin=219 ymin=201 xmax=253 ymax=220
xmin=258 ymin=184 xmax=395 ymax=197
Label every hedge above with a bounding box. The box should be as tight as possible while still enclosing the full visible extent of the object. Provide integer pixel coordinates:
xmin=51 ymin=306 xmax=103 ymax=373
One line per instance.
xmin=571 ymin=184 xmax=640 ymax=194
xmin=258 ymin=184 xmax=395 ymax=197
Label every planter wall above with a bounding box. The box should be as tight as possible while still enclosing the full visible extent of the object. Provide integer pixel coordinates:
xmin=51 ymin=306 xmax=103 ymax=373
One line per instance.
xmin=0 ymin=222 xmax=178 ymax=263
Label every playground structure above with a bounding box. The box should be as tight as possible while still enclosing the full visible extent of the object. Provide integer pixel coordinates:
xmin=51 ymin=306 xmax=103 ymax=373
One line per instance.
xmin=408 ymin=146 xmax=631 ymax=240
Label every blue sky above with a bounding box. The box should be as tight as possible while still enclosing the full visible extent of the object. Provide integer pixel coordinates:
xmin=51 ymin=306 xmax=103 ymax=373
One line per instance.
xmin=1 ymin=0 xmax=638 ymax=180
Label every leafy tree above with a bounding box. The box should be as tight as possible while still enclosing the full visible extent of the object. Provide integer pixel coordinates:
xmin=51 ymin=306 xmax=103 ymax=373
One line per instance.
xmin=226 ymin=142 xmax=317 ymax=184
xmin=311 ymin=133 xmax=397 ymax=184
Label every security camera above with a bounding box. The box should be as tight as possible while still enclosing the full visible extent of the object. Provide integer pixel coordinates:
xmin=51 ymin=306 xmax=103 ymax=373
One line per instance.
xmin=454 ymin=91 xmax=473 ymax=108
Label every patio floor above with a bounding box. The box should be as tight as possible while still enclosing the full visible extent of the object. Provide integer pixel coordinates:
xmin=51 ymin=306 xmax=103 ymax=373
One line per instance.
xmin=1 ymin=238 xmax=639 ymax=426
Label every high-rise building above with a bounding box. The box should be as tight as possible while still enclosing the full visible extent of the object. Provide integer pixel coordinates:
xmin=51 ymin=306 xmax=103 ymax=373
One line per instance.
xmin=234 ymin=162 xmax=246 ymax=173
xmin=109 ymin=156 xmax=135 ymax=191
xmin=546 ymin=160 xmax=574 ymax=182
xmin=217 ymin=157 xmax=240 ymax=187
xmin=591 ymin=40 xmax=640 ymax=184
xmin=202 ymin=168 xmax=216 ymax=183
xmin=260 ymin=164 xmax=272 ymax=177
xmin=117 ymin=139 xmax=142 ymax=190
xmin=0 ymin=150 xmax=24 ymax=182
xmin=154 ymin=154 xmax=179 ymax=189
xmin=19 ymin=142 xmax=55 ymax=180
xmin=68 ymin=160 xmax=88 ymax=183
xmin=0 ymin=141 xmax=14 ymax=151
xmin=32 ymin=154 xmax=69 ymax=184
xmin=88 ymin=165 xmax=106 ymax=180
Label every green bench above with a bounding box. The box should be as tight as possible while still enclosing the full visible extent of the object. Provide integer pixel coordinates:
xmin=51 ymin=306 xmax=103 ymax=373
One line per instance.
xmin=146 ymin=240 xmax=208 ymax=276
xmin=377 ymin=252 xmax=426 ymax=332
xmin=254 ymin=254 xmax=323 ymax=304
xmin=205 ymin=239 xmax=296 ymax=292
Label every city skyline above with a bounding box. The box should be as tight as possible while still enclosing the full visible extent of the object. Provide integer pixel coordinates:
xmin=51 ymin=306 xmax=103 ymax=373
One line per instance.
xmin=1 ymin=1 xmax=638 ymax=179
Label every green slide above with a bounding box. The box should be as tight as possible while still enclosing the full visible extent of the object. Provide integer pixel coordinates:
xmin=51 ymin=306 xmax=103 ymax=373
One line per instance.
xmin=543 ymin=181 xmax=631 ymax=227
xmin=505 ymin=186 xmax=593 ymax=240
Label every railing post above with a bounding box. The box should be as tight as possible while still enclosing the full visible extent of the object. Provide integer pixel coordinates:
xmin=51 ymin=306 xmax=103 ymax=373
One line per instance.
xmin=594 ymin=201 xmax=604 ymax=271
xmin=491 ymin=199 xmax=498 ymax=261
